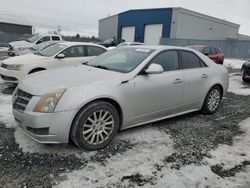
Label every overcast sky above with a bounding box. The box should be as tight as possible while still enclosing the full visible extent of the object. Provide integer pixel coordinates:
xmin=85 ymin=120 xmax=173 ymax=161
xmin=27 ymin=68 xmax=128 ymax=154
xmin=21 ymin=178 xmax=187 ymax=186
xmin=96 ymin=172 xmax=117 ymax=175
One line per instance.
xmin=0 ymin=0 xmax=249 ymax=36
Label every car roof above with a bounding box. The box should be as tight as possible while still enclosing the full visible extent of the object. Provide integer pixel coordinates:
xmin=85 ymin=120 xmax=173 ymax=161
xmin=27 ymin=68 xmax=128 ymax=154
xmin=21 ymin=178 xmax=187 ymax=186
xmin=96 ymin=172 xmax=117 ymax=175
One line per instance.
xmin=57 ymin=41 xmax=106 ymax=48
xmin=128 ymin=45 xmax=195 ymax=51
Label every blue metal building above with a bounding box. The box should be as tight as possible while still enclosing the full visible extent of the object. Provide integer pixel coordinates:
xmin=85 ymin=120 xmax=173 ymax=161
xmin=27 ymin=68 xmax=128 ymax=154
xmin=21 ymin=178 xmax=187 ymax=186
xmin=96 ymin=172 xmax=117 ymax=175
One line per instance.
xmin=98 ymin=8 xmax=240 ymax=45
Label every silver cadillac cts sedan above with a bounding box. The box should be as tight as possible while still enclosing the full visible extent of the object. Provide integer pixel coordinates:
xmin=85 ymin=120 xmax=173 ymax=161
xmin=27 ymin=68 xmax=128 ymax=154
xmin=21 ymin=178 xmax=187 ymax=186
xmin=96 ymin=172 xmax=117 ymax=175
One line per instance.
xmin=12 ymin=46 xmax=229 ymax=150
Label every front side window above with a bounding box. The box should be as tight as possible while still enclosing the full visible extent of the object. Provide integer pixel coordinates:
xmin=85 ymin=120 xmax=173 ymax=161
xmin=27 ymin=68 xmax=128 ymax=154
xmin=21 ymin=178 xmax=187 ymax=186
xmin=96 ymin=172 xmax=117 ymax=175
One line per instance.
xmin=87 ymin=48 xmax=154 ymax=73
xmin=38 ymin=43 xmax=66 ymax=57
xmin=181 ymin=51 xmax=205 ymax=69
xmin=61 ymin=46 xmax=85 ymax=57
xmin=150 ymin=51 xmax=179 ymax=71
xmin=87 ymin=46 xmax=106 ymax=56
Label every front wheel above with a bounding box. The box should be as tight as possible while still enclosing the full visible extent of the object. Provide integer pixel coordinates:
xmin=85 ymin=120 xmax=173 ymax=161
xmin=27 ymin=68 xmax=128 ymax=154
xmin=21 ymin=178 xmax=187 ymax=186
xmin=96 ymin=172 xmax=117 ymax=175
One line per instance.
xmin=70 ymin=101 xmax=119 ymax=150
xmin=242 ymin=71 xmax=248 ymax=82
xmin=201 ymin=86 xmax=222 ymax=114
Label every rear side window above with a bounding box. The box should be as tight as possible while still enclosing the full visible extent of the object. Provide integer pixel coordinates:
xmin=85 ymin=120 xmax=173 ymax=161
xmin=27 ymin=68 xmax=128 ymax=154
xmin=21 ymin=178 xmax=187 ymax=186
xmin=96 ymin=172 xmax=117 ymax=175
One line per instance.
xmin=87 ymin=46 xmax=106 ymax=56
xmin=150 ymin=50 xmax=179 ymax=71
xmin=52 ymin=36 xmax=60 ymax=41
xmin=215 ymin=48 xmax=222 ymax=54
xmin=181 ymin=51 xmax=206 ymax=69
xmin=209 ymin=48 xmax=217 ymax=55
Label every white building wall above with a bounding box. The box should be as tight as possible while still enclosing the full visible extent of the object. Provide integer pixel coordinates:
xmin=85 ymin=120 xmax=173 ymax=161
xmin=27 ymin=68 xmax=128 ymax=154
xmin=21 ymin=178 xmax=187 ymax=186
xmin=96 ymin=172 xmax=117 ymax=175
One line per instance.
xmin=98 ymin=15 xmax=118 ymax=41
xmin=170 ymin=8 xmax=240 ymax=40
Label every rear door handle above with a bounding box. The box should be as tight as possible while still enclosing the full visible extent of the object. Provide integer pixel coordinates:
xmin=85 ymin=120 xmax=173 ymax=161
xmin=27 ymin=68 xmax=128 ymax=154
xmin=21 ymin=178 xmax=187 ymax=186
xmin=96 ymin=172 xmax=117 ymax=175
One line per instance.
xmin=173 ymin=78 xmax=183 ymax=84
xmin=201 ymin=74 xmax=208 ymax=78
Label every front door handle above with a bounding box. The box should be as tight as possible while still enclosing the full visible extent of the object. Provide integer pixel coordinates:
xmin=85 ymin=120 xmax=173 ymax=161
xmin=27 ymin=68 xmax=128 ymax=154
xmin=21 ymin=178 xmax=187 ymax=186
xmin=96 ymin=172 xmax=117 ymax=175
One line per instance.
xmin=201 ymin=74 xmax=208 ymax=78
xmin=173 ymin=78 xmax=183 ymax=84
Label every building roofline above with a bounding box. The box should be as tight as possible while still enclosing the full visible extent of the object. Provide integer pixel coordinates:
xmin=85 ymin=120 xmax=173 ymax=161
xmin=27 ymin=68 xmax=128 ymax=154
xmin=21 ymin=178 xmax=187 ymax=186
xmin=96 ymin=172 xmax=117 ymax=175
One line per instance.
xmin=99 ymin=7 xmax=240 ymax=28
xmin=173 ymin=7 xmax=240 ymax=27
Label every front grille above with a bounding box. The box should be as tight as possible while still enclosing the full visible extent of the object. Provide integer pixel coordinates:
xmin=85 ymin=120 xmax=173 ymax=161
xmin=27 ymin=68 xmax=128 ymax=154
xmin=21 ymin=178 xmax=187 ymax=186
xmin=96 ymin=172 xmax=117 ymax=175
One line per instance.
xmin=0 ymin=74 xmax=18 ymax=81
xmin=13 ymin=89 xmax=33 ymax=111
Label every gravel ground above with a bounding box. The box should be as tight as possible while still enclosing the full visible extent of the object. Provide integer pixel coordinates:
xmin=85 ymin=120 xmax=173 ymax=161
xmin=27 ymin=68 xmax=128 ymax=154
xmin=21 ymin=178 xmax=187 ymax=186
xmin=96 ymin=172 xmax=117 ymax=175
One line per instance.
xmin=0 ymin=63 xmax=250 ymax=187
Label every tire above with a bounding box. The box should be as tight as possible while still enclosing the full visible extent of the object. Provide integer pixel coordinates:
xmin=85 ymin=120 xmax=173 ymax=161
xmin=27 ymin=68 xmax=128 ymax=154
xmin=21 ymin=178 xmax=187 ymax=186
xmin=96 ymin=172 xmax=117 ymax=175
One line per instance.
xmin=70 ymin=101 xmax=119 ymax=150
xmin=28 ymin=68 xmax=45 ymax=74
xmin=201 ymin=86 xmax=222 ymax=115
xmin=242 ymin=71 xmax=248 ymax=82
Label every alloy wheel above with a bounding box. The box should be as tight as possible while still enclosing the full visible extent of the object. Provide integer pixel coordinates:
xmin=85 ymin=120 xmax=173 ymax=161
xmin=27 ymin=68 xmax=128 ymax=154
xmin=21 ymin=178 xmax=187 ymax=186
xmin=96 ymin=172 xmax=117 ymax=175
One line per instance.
xmin=207 ymin=89 xmax=220 ymax=112
xmin=82 ymin=110 xmax=114 ymax=145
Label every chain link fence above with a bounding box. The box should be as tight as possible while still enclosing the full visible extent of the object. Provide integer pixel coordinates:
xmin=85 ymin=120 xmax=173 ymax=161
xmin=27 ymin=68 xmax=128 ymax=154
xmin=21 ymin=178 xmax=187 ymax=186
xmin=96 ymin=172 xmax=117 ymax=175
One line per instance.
xmin=160 ymin=38 xmax=250 ymax=59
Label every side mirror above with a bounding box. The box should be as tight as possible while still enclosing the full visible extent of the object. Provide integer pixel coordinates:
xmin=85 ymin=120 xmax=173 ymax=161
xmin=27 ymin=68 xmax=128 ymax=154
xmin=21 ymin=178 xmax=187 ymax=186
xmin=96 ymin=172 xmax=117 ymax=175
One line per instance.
xmin=145 ymin=63 xmax=164 ymax=74
xmin=56 ymin=54 xmax=65 ymax=59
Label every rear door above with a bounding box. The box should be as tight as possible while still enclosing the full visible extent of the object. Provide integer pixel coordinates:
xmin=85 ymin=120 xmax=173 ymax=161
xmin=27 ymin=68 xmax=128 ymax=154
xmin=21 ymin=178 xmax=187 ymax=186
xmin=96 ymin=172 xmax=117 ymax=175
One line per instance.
xmin=129 ymin=50 xmax=184 ymax=125
xmin=180 ymin=50 xmax=209 ymax=109
xmin=86 ymin=46 xmax=107 ymax=60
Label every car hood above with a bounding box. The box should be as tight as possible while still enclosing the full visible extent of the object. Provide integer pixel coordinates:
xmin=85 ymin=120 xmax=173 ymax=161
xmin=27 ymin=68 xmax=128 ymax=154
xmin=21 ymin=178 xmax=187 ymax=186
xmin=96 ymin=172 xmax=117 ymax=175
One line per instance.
xmin=9 ymin=40 xmax=33 ymax=48
xmin=3 ymin=53 xmax=48 ymax=65
xmin=18 ymin=65 xmax=126 ymax=95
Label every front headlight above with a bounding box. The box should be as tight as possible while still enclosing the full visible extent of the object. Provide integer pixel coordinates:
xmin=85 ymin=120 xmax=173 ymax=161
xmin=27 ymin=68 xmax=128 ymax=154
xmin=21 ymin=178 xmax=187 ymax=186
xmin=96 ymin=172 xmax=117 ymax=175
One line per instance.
xmin=34 ymin=88 xmax=66 ymax=113
xmin=6 ymin=64 xmax=24 ymax=70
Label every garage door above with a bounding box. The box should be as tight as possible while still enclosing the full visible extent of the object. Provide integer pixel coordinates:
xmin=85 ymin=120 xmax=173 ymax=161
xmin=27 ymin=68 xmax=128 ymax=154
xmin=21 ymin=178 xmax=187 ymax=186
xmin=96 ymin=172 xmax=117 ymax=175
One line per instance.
xmin=144 ymin=24 xmax=163 ymax=45
xmin=121 ymin=26 xmax=135 ymax=42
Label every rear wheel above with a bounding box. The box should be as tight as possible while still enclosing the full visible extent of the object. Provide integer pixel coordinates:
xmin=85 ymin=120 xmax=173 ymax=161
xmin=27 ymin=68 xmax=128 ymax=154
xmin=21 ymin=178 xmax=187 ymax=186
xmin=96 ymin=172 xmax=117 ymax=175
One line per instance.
xmin=70 ymin=101 xmax=119 ymax=150
xmin=202 ymin=86 xmax=222 ymax=114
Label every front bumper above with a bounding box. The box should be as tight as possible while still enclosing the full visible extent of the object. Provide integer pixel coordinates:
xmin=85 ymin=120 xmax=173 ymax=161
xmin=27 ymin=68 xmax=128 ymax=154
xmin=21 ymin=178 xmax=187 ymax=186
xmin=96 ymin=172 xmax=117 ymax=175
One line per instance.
xmin=12 ymin=108 xmax=76 ymax=144
xmin=0 ymin=67 xmax=21 ymax=83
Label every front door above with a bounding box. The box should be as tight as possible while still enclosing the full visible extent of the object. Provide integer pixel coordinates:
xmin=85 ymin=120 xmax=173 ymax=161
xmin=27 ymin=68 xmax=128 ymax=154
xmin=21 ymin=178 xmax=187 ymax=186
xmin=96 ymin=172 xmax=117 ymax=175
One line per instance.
xmin=127 ymin=50 xmax=184 ymax=126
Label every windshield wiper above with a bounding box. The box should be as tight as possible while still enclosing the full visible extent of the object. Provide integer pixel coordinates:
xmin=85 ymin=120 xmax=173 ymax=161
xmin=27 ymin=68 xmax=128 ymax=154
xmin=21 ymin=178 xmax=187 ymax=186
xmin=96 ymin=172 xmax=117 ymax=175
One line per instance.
xmin=92 ymin=65 xmax=110 ymax=70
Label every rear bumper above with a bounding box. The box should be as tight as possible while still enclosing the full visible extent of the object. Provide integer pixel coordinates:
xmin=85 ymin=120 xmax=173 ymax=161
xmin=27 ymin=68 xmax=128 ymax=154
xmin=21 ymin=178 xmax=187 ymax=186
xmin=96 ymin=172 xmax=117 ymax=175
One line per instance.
xmin=12 ymin=108 xmax=76 ymax=143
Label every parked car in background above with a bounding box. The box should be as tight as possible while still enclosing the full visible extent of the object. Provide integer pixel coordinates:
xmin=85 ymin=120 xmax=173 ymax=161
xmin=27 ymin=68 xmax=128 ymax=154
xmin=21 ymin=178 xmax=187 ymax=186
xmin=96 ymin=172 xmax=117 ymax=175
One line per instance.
xmin=8 ymin=41 xmax=59 ymax=57
xmin=0 ymin=42 xmax=107 ymax=83
xmin=241 ymin=59 xmax=250 ymax=82
xmin=187 ymin=45 xmax=224 ymax=64
xmin=100 ymin=38 xmax=125 ymax=47
xmin=117 ymin=42 xmax=144 ymax=47
xmin=12 ymin=46 xmax=229 ymax=150
xmin=8 ymin=34 xmax=62 ymax=56
xmin=108 ymin=42 xmax=144 ymax=50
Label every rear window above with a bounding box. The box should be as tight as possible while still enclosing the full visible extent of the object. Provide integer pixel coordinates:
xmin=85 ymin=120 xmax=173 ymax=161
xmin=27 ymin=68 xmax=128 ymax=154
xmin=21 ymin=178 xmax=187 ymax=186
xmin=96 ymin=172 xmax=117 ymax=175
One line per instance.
xmin=181 ymin=51 xmax=207 ymax=69
xmin=52 ymin=36 xmax=60 ymax=41
xmin=209 ymin=48 xmax=217 ymax=55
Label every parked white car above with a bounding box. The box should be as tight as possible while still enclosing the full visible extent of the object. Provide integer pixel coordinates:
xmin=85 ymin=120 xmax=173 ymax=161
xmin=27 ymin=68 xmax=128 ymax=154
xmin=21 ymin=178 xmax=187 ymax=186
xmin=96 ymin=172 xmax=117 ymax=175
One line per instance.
xmin=8 ymin=34 xmax=62 ymax=56
xmin=12 ymin=46 xmax=229 ymax=150
xmin=107 ymin=42 xmax=144 ymax=50
xmin=0 ymin=42 xmax=107 ymax=83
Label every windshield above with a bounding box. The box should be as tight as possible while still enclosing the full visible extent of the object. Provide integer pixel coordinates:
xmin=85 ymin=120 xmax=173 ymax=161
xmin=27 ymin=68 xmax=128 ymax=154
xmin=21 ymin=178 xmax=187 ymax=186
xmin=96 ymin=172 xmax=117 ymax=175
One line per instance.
xmin=32 ymin=42 xmax=52 ymax=51
xmin=38 ymin=43 xmax=66 ymax=57
xmin=26 ymin=35 xmax=41 ymax=43
xmin=87 ymin=47 xmax=155 ymax=73
xmin=103 ymin=39 xmax=113 ymax=44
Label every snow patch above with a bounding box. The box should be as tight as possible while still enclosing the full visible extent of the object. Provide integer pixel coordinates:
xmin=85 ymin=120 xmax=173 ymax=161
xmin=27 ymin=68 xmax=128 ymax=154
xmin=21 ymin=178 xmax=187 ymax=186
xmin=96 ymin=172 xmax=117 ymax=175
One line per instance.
xmin=14 ymin=128 xmax=96 ymax=158
xmin=205 ymin=118 xmax=250 ymax=170
xmin=224 ymin=59 xmax=245 ymax=69
xmin=0 ymin=93 xmax=17 ymax=128
xmin=54 ymin=127 xmax=174 ymax=188
xmin=228 ymin=73 xmax=250 ymax=96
